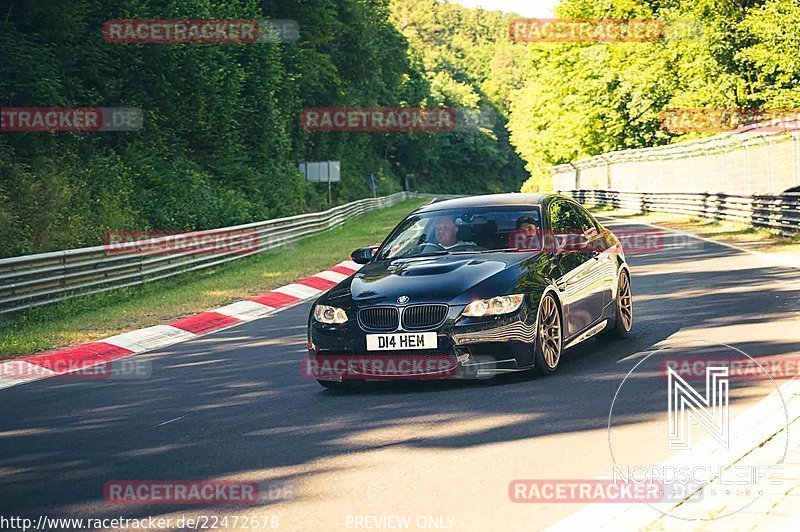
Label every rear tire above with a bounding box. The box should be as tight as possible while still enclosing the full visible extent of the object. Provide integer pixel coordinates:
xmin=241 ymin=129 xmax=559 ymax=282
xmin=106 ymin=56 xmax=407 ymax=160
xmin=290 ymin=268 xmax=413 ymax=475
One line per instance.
xmin=532 ymin=293 xmax=563 ymax=375
xmin=604 ymin=270 xmax=633 ymax=339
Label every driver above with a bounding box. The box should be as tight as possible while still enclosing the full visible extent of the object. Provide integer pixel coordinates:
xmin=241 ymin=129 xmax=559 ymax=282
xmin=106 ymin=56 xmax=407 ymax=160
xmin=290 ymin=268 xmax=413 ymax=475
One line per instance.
xmin=434 ymin=217 xmax=475 ymax=249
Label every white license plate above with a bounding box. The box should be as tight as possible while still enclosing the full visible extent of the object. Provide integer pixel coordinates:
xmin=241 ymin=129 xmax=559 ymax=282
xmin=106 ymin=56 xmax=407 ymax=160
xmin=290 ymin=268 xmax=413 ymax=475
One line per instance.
xmin=366 ymin=332 xmax=438 ymax=351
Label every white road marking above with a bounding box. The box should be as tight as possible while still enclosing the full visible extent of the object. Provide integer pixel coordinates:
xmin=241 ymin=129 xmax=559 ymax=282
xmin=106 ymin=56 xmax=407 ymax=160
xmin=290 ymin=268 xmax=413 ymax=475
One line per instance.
xmin=103 ymin=325 xmax=197 ymax=353
xmin=337 ymin=260 xmax=361 ymax=272
xmin=273 ymin=283 xmax=322 ymax=300
xmin=214 ymin=300 xmax=275 ymax=321
xmin=314 ymin=270 xmax=350 ymax=283
xmin=155 ymin=414 xmax=189 ymax=427
xmin=0 ymin=361 xmax=57 ymax=389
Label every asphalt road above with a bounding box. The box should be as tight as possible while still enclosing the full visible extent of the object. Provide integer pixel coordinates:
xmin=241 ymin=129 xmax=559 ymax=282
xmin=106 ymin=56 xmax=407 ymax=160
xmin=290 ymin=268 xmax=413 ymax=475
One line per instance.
xmin=1 ymin=219 xmax=799 ymax=531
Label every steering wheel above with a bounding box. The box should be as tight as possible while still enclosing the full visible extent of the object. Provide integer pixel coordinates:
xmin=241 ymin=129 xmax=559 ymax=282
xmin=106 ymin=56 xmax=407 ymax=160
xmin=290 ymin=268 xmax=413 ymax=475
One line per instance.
xmin=418 ymin=242 xmax=446 ymax=253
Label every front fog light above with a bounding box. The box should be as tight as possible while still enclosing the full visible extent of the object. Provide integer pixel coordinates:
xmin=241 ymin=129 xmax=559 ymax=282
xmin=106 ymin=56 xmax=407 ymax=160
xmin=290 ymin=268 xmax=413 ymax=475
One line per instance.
xmin=314 ymin=304 xmax=349 ymax=324
xmin=463 ymin=294 xmax=524 ymax=317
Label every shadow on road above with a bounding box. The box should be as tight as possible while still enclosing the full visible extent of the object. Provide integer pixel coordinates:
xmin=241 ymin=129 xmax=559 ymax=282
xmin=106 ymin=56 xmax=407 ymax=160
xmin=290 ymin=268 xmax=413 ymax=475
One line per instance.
xmin=0 ymin=221 xmax=798 ymax=521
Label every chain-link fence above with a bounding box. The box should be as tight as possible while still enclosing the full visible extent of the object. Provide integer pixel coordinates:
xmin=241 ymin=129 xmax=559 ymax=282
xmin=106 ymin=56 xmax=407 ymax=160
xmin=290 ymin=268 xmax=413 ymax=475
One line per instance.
xmin=553 ymin=129 xmax=800 ymax=194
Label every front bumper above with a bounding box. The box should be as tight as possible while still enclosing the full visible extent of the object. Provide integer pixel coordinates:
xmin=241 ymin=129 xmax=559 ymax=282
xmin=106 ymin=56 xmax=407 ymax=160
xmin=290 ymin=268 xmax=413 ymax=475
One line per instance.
xmin=307 ymin=303 xmax=537 ymax=381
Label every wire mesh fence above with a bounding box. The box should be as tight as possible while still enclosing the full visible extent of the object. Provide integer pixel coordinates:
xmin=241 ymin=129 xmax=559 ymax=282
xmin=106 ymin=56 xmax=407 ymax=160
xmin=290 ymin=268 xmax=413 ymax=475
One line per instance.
xmin=553 ymin=129 xmax=800 ymax=195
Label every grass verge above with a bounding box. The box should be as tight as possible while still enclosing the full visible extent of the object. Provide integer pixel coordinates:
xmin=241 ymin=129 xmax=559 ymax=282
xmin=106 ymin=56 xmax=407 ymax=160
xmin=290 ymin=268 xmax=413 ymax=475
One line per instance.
xmin=0 ymin=198 xmax=427 ymax=360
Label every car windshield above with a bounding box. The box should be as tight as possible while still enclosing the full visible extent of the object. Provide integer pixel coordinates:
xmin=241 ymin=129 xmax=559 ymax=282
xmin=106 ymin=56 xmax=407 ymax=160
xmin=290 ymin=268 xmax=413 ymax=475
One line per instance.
xmin=376 ymin=207 xmax=543 ymax=260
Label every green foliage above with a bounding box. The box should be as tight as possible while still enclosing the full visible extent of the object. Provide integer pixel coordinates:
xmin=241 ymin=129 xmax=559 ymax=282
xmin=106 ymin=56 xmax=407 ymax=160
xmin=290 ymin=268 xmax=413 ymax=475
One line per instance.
xmin=509 ymin=0 xmax=800 ymax=192
xmin=389 ymin=0 xmax=528 ymax=194
xmin=10 ymin=0 xmax=792 ymax=250
xmin=737 ymin=0 xmax=800 ymax=107
xmin=0 ymin=0 xmax=527 ymax=258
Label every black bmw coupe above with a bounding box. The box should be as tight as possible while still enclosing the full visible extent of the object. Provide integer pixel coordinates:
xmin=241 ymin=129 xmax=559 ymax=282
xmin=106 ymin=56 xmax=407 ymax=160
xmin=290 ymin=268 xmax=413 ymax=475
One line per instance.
xmin=307 ymin=193 xmax=633 ymax=389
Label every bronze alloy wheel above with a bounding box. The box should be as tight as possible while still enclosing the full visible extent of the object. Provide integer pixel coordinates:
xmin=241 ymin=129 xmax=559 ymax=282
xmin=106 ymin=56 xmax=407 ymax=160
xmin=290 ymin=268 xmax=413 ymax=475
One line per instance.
xmin=533 ymin=293 xmax=562 ymax=375
xmin=618 ymin=271 xmax=633 ymax=332
xmin=604 ymin=270 xmax=633 ymax=339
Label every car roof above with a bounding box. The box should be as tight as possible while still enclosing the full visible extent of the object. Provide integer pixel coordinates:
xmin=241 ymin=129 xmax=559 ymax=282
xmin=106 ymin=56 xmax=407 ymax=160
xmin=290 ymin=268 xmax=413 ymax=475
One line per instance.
xmin=416 ymin=193 xmax=558 ymax=213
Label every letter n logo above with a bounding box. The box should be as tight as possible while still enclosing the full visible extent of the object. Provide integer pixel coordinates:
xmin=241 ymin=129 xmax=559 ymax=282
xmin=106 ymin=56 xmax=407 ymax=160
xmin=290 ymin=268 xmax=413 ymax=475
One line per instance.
xmin=667 ymin=366 xmax=729 ymax=450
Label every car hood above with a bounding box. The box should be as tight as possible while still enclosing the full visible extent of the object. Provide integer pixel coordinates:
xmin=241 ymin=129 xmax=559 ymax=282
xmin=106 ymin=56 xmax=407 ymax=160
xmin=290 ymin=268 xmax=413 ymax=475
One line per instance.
xmin=326 ymin=252 xmax=540 ymax=308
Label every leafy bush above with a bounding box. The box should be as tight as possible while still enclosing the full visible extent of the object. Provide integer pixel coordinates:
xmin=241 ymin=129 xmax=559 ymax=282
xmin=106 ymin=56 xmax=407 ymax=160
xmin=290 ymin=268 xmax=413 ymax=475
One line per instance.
xmin=0 ymin=0 xmax=527 ymax=257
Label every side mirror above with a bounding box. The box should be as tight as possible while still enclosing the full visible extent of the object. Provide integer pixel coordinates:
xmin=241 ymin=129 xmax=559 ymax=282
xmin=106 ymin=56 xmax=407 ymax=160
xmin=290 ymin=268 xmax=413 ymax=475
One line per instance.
xmin=576 ymin=233 xmax=591 ymax=248
xmin=351 ymin=245 xmax=379 ymax=264
xmin=549 ymin=232 xmax=589 ymax=253
xmin=575 ymin=232 xmax=603 ymax=256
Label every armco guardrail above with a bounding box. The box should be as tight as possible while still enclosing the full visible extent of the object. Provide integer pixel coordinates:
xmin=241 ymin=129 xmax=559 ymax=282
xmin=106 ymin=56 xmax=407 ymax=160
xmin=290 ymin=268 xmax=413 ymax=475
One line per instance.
xmin=0 ymin=192 xmax=412 ymax=315
xmin=552 ymin=129 xmax=800 ymax=195
xmin=566 ymin=189 xmax=800 ymax=234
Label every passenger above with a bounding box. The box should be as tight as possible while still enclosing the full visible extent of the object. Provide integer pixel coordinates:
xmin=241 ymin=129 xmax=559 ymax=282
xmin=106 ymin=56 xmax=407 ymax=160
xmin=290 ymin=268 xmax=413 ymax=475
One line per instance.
xmin=516 ymin=216 xmax=538 ymax=233
xmin=508 ymin=215 xmax=541 ymax=249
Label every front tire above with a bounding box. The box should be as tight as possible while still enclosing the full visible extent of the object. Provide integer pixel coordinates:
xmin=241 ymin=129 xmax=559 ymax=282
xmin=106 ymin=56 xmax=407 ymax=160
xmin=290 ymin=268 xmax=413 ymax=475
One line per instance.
xmin=605 ymin=270 xmax=633 ymax=339
xmin=532 ymin=293 xmax=563 ymax=375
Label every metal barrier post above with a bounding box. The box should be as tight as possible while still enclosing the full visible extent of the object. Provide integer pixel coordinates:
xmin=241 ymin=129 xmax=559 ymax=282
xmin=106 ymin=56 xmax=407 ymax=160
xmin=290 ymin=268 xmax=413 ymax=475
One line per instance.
xmin=794 ymin=132 xmax=800 ymax=187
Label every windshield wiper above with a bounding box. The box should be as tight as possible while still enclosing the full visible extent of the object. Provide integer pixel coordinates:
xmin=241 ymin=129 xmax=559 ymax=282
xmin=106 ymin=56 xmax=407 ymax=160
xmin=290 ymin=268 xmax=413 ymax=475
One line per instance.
xmin=414 ymin=250 xmax=451 ymax=257
xmin=475 ymin=248 xmax=538 ymax=253
xmin=388 ymin=250 xmax=451 ymax=260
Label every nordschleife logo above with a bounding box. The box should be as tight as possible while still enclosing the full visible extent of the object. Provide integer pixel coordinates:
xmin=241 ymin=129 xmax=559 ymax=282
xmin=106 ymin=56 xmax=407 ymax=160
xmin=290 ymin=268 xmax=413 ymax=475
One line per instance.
xmin=667 ymin=366 xmax=729 ymax=450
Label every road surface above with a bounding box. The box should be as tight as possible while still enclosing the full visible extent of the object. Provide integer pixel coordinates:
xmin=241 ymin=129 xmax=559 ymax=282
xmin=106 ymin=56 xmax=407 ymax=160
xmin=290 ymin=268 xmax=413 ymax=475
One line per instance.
xmin=1 ymin=218 xmax=799 ymax=531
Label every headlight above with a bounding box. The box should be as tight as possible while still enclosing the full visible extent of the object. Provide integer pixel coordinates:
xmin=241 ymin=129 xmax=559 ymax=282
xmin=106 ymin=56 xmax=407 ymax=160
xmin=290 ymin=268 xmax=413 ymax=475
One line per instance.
xmin=462 ymin=294 xmax=524 ymax=317
xmin=314 ymin=304 xmax=349 ymax=324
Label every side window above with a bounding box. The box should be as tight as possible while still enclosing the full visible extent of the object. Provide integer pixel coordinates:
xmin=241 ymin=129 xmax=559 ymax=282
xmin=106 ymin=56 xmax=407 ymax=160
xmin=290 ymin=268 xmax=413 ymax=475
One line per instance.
xmin=550 ymin=201 xmax=594 ymax=233
xmin=549 ymin=201 xmax=598 ymax=255
xmin=574 ymin=204 xmax=599 ymax=234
